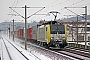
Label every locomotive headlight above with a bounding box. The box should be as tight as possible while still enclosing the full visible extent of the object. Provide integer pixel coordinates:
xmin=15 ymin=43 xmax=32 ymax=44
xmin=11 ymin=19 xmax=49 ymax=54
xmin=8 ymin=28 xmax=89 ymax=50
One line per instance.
xmin=51 ymin=37 xmax=54 ymax=39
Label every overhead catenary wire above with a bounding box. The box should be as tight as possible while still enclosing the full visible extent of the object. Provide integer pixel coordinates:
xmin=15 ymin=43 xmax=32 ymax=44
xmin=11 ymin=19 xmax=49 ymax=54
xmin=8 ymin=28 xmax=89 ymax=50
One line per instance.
xmin=8 ymin=0 xmax=24 ymax=21
xmin=49 ymin=0 xmax=70 ymax=7
xmin=58 ymin=0 xmax=85 ymax=12
xmin=10 ymin=0 xmax=74 ymax=22
xmin=8 ymin=0 xmax=18 ymax=21
xmin=15 ymin=0 xmax=20 ymax=6
xmin=44 ymin=0 xmax=70 ymax=13
xmin=40 ymin=0 xmax=60 ymax=14
xmin=58 ymin=0 xmax=86 ymax=18
xmin=11 ymin=0 xmax=17 ymax=7
xmin=9 ymin=7 xmax=25 ymax=19
xmin=27 ymin=7 xmax=45 ymax=19
xmin=45 ymin=0 xmax=59 ymax=8
xmin=35 ymin=0 xmax=85 ymax=21
xmin=15 ymin=0 xmax=24 ymax=6
xmin=7 ymin=0 xmax=17 ymax=20
xmin=8 ymin=0 xmax=89 ymax=22
xmin=63 ymin=2 xmax=90 ymax=19
xmin=69 ymin=0 xmax=85 ymax=7
xmin=64 ymin=7 xmax=85 ymax=19
xmin=31 ymin=0 xmax=71 ymax=21
xmin=26 ymin=0 xmax=61 ymax=22
xmin=76 ymin=2 xmax=90 ymax=15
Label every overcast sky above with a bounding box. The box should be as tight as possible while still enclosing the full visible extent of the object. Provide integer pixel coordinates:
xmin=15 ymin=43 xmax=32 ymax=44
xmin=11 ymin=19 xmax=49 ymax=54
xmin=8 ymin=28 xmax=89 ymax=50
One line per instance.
xmin=0 ymin=0 xmax=90 ymax=23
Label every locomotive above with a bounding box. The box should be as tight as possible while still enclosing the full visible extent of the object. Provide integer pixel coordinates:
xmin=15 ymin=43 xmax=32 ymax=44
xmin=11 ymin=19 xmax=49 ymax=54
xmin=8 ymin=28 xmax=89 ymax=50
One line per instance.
xmin=17 ymin=21 xmax=68 ymax=49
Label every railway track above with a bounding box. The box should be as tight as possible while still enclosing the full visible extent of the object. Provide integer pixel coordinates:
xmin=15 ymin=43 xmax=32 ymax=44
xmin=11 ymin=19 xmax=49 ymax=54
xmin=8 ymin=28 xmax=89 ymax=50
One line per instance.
xmin=54 ymin=46 xmax=90 ymax=60
xmin=12 ymin=37 xmax=74 ymax=60
xmin=2 ymin=36 xmax=90 ymax=60
xmin=13 ymin=37 xmax=90 ymax=60
xmin=27 ymin=40 xmax=90 ymax=60
xmin=1 ymin=37 xmax=29 ymax=60
xmin=0 ymin=36 xmax=42 ymax=60
xmin=64 ymin=46 xmax=90 ymax=57
xmin=16 ymin=39 xmax=83 ymax=60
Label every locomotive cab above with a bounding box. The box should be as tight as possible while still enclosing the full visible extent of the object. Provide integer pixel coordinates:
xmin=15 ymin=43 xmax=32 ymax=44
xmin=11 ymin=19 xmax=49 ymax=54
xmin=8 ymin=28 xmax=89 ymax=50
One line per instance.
xmin=45 ymin=23 xmax=67 ymax=48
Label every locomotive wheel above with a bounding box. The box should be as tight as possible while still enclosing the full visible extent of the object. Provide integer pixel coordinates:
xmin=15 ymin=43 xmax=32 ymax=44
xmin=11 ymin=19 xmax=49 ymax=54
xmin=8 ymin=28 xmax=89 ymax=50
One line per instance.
xmin=62 ymin=40 xmax=67 ymax=47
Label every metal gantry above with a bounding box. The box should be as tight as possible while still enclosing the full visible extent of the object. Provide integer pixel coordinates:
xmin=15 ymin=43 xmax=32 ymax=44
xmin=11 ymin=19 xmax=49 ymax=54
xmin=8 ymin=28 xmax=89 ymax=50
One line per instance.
xmin=65 ymin=6 xmax=87 ymax=49
xmin=9 ymin=5 xmax=45 ymax=50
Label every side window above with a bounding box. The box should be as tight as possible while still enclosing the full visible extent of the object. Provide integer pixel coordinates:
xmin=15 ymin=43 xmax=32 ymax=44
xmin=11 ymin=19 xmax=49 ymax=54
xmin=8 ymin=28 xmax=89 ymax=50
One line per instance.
xmin=46 ymin=27 xmax=47 ymax=31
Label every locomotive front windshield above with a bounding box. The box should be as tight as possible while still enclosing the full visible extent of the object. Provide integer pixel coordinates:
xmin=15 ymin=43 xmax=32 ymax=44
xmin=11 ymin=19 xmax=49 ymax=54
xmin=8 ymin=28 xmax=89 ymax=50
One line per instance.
xmin=50 ymin=25 xmax=65 ymax=34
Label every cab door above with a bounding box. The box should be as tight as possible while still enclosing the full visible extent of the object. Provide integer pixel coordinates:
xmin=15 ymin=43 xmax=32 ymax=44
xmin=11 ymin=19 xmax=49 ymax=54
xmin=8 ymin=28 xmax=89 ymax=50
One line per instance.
xmin=45 ymin=25 xmax=50 ymax=44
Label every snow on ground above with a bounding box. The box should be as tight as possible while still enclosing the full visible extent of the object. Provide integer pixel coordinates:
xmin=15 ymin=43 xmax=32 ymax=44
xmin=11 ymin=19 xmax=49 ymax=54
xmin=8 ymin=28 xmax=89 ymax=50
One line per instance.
xmin=0 ymin=33 xmax=52 ymax=60
xmin=10 ymin=37 xmax=52 ymax=60
xmin=68 ymin=41 xmax=90 ymax=46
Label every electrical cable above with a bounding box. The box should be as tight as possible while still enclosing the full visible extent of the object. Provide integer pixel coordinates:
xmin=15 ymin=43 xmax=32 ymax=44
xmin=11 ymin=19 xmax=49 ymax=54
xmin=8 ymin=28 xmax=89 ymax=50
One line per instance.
xmin=7 ymin=0 xmax=17 ymax=21
xmin=45 ymin=0 xmax=59 ymax=8
xmin=33 ymin=0 xmax=70 ymax=21
xmin=58 ymin=0 xmax=85 ymax=19
xmin=15 ymin=0 xmax=24 ymax=6
xmin=11 ymin=0 xmax=17 ymax=7
xmin=45 ymin=0 xmax=69 ymax=13
xmin=8 ymin=0 xmax=89 ymax=22
xmin=40 ymin=0 xmax=85 ymax=18
xmin=8 ymin=0 xmax=24 ymax=21
xmin=58 ymin=0 xmax=85 ymax=12
xmin=69 ymin=0 xmax=85 ymax=7
xmin=50 ymin=0 xmax=70 ymax=7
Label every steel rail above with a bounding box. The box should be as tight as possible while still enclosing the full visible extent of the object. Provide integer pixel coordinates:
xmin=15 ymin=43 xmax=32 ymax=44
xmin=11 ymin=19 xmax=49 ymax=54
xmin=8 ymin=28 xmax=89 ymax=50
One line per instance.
xmin=4 ymin=38 xmax=29 ymax=60
xmin=2 ymin=38 xmax=13 ymax=60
